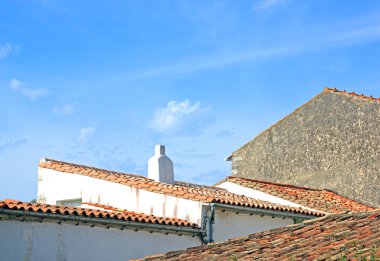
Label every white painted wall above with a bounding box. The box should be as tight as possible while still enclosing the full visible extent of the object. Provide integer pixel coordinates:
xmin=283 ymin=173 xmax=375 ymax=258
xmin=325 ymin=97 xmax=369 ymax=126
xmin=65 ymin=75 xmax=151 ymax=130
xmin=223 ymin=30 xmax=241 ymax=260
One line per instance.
xmin=0 ymin=220 xmax=201 ymax=261
xmin=37 ymin=168 xmax=310 ymax=246
xmin=217 ymin=181 xmax=319 ymax=212
xmin=213 ymin=209 xmax=293 ymax=242
xmin=38 ymin=167 xmax=205 ymax=226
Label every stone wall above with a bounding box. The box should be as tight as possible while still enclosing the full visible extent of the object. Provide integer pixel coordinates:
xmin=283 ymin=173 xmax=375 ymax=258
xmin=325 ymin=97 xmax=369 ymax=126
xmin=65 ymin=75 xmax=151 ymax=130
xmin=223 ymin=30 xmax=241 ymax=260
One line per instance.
xmin=230 ymin=90 xmax=380 ymax=207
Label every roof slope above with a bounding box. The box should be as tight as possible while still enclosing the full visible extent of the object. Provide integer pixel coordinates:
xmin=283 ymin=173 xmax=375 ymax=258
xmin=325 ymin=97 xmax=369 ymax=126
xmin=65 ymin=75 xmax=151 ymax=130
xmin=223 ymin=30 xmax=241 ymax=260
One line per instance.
xmin=139 ymin=210 xmax=380 ymax=260
xmin=39 ymin=158 xmax=323 ymax=217
xmin=216 ymin=176 xmax=373 ymax=213
xmin=227 ymin=87 xmax=380 ymax=159
xmin=0 ymin=199 xmax=197 ymax=228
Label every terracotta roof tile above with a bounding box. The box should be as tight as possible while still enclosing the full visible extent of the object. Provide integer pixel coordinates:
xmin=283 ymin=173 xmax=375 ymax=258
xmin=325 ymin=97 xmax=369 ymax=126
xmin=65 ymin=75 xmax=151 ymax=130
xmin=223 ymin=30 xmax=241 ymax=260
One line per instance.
xmin=138 ymin=210 xmax=380 ymax=260
xmin=217 ymin=176 xmax=373 ymax=213
xmin=0 ymin=199 xmax=197 ymax=228
xmin=39 ymin=158 xmax=324 ymax=217
xmin=324 ymin=87 xmax=380 ymax=102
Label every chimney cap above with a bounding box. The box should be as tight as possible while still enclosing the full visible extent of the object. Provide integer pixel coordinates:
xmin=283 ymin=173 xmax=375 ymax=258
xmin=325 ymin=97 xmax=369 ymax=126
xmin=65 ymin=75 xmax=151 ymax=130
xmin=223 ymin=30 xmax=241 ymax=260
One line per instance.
xmin=155 ymin=144 xmax=165 ymax=156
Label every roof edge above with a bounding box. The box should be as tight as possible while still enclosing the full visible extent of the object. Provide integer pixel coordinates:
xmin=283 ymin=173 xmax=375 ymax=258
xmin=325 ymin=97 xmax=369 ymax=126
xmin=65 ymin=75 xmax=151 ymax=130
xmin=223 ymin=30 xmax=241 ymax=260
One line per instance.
xmin=0 ymin=208 xmax=204 ymax=235
xmin=222 ymin=176 xmax=328 ymax=192
xmin=219 ymin=176 xmax=374 ymax=210
xmin=228 ymin=87 xmax=380 ymax=157
xmin=40 ymin=157 xmax=144 ymax=178
xmin=323 ymin=87 xmax=380 ymax=101
xmin=227 ymin=88 xmax=328 ymax=157
xmin=0 ymin=199 xmax=201 ymax=232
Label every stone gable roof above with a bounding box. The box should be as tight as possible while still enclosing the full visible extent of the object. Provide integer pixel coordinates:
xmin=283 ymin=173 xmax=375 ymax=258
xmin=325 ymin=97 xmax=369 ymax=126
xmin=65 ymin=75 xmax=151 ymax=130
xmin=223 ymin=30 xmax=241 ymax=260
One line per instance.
xmin=216 ymin=176 xmax=373 ymax=213
xmin=138 ymin=210 xmax=380 ymax=260
xmin=227 ymin=87 xmax=380 ymax=160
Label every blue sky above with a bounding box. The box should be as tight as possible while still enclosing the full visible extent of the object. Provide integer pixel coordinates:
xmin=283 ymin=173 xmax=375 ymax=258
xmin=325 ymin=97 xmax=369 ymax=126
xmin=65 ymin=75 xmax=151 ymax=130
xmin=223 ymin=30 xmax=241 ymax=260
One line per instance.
xmin=1 ymin=0 xmax=380 ymax=201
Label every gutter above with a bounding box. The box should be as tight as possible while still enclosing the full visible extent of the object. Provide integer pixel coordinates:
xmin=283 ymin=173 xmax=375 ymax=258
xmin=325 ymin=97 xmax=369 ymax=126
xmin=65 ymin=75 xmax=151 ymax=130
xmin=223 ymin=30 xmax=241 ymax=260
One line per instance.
xmin=0 ymin=209 xmax=206 ymax=240
xmin=207 ymin=203 xmax=216 ymax=243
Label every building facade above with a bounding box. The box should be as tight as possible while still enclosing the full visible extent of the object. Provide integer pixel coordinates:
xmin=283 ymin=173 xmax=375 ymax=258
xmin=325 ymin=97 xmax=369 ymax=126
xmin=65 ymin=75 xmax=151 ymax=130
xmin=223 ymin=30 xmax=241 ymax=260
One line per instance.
xmin=228 ymin=88 xmax=380 ymax=207
xmin=1 ymin=143 xmax=372 ymax=260
xmin=37 ymin=158 xmax=322 ymax=244
xmin=0 ymin=200 xmax=202 ymax=261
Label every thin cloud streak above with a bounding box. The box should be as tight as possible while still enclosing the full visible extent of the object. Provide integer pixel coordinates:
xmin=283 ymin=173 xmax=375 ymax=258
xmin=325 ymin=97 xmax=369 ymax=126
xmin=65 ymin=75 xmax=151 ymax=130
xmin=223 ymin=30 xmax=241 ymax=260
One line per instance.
xmin=321 ymin=24 xmax=380 ymax=45
xmin=9 ymin=78 xmax=49 ymax=101
xmin=252 ymin=0 xmax=285 ymax=12
xmin=125 ymin=22 xmax=380 ymax=80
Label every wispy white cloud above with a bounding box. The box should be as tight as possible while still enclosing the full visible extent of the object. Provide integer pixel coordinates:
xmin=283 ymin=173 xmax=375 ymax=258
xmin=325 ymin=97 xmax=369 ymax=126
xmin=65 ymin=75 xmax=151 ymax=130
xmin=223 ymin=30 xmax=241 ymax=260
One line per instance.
xmin=125 ymin=21 xmax=380 ymax=80
xmin=9 ymin=78 xmax=48 ymax=101
xmin=151 ymin=100 xmax=203 ymax=133
xmin=77 ymin=127 xmax=96 ymax=143
xmin=0 ymin=43 xmax=18 ymax=59
xmin=53 ymin=104 xmax=75 ymax=115
xmin=252 ymin=0 xmax=285 ymax=12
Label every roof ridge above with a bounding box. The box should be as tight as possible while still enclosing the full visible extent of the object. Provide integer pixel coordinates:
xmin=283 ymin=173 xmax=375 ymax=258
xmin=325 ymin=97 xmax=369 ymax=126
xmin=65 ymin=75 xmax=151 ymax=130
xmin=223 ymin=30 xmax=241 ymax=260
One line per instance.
xmin=41 ymin=158 xmax=225 ymax=192
xmin=323 ymin=87 xmax=380 ymax=101
xmin=226 ymin=176 xmax=325 ymax=192
xmin=223 ymin=176 xmax=374 ymax=212
xmin=175 ymin=180 xmax=227 ymax=191
xmin=41 ymin=158 xmax=145 ymax=179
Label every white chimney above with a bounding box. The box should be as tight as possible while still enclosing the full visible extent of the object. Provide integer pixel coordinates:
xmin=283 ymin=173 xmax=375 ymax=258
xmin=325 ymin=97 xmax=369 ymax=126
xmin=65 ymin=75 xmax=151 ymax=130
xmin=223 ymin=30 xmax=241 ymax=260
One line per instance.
xmin=148 ymin=145 xmax=174 ymax=184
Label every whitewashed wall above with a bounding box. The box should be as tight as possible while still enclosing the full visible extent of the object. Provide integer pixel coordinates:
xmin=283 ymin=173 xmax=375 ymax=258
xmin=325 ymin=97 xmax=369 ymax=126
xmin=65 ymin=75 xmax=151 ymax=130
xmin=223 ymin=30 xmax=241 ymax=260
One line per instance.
xmin=38 ymin=167 xmax=205 ymax=225
xmin=0 ymin=220 xmax=201 ymax=261
xmin=213 ymin=209 xmax=293 ymax=242
xmin=37 ymin=168 xmax=309 ymax=245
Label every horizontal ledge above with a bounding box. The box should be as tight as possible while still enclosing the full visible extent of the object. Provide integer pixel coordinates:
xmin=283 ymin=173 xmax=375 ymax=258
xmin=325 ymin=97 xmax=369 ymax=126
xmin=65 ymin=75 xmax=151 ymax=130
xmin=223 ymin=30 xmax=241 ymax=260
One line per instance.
xmin=0 ymin=209 xmax=206 ymax=236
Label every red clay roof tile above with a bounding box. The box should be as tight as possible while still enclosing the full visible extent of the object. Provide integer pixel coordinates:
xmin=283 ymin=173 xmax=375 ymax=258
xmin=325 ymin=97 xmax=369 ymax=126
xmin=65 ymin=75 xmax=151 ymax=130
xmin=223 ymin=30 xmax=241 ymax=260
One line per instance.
xmin=217 ymin=176 xmax=373 ymax=213
xmin=137 ymin=209 xmax=380 ymax=260
xmin=0 ymin=199 xmax=197 ymax=228
xmin=39 ymin=158 xmax=324 ymax=217
xmin=323 ymin=87 xmax=380 ymax=102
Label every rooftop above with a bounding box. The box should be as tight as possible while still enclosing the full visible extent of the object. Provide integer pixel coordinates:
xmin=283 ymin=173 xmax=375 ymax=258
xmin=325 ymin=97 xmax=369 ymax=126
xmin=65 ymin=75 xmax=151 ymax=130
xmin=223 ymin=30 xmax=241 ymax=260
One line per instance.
xmin=216 ymin=176 xmax=373 ymax=213
xmin=227 ymin=87 xmax=380 ymax=159
xmin=39 ymin=158 xmax=324 ymax=217
xmin=138 ymin=209 xmax=380 ymax=260
xmin=0 ymin=199 xmax=197 ymax=228
xmin=323 ymin=87 xmax=380 ymax=102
